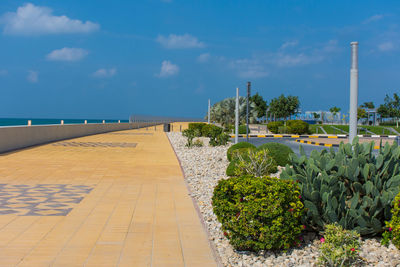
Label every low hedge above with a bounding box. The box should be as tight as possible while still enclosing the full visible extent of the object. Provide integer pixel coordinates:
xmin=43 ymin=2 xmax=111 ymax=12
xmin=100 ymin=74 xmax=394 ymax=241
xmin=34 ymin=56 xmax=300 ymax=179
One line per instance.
xmin=227 ymin=142 xmax=256 ymax=161
xmin=212 ymin=175 xmax=304 ymax=251
xmin=257 ymin=142 xmax=294 ymax=166
xmin=188 ymin=122 xmax=206 ymax=137
xmin=267 ymin=121 xmax=284 ymax=134
xmin=287 ymin=120 xmax=310 ymax=135
xmin=238 ymin=125 xmax=250 ymax=134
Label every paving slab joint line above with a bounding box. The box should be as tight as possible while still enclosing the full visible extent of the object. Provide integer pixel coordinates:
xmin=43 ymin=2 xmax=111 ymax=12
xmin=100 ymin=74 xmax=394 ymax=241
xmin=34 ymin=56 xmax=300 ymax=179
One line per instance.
xmin=84 ymin=184 xmax=129 ymax=266
xmin=166 ymin=133 xmax=223 ymax=267
xmin=46 ymin=181 xmax=115 ymax=266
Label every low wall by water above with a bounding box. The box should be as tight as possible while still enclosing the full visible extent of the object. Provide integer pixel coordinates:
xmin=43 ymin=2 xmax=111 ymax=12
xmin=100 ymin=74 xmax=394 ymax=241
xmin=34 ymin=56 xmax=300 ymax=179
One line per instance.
xmin=0 ymin=122 xmax=157 ymax=154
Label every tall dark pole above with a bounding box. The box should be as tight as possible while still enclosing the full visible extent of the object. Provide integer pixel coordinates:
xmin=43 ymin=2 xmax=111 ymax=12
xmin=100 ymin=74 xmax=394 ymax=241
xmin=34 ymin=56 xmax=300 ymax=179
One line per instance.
xmin=246 ymin=82 xmax=251 ymax=142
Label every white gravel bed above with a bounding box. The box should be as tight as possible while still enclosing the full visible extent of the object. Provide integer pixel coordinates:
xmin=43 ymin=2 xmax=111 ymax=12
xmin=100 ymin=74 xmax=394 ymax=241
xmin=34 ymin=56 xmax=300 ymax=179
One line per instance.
xmin=167 ymin=132 xmax=400 ymax=267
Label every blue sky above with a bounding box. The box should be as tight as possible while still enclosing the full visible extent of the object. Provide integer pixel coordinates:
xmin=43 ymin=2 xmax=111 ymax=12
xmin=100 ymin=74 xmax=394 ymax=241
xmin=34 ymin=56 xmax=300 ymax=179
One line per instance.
xmin=0 ymin=0 xmax=399 ymax=119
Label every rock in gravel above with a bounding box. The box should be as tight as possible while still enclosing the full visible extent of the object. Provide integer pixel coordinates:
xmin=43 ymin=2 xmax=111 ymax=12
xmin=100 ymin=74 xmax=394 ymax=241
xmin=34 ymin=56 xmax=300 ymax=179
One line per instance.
xmin=167 ymin=132 xmax=400 ymax=267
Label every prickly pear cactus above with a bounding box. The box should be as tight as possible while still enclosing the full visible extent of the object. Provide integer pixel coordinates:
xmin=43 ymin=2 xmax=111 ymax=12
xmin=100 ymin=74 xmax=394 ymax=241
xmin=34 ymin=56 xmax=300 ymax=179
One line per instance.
xmin=280 ymin=138 xmax=400 ymax=235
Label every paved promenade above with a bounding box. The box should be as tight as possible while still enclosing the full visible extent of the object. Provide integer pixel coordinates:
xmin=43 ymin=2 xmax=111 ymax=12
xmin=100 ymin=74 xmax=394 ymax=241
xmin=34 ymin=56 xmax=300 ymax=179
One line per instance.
xmin=0 ymin=124 xmax=217 ymax=266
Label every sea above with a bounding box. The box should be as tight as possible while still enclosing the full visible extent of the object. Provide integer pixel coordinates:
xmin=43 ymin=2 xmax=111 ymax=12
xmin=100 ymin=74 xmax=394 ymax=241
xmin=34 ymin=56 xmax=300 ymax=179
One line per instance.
xmin=0 ymin=118 xmax=129 ymax=127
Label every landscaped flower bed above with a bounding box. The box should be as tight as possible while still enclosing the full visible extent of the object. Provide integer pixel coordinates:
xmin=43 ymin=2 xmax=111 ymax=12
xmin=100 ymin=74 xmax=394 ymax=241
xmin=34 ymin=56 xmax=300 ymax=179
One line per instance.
xmin=168 ymin=132 xmax=400 ymax=266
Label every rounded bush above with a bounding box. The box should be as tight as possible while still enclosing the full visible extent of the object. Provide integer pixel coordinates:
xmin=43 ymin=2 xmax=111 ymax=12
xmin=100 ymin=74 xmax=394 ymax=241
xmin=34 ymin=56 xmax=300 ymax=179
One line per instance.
xmin=227 ymin=142 xmax=256 ymax=161
xmin=212 ymin=176 xmax=304 ymax=251
xmin=226 ymin=160 xmax=238 ymax=176
xmin=287 ymin=120 xmax=310 ymax=135
xmin=257 ymin=142 xmax=294 ymax=166
xmin=238 ymin=125 xmax=250 ymax=134
xmin=230 ymin=147 xmax=255 ymax=161
xmin=267 ymin=121 xmax=284 ymax=134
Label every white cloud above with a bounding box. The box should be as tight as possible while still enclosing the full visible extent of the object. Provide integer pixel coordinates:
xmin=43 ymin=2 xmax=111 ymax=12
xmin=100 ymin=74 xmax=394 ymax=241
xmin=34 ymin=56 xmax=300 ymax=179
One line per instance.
xmin=46 ymin=47 xmax=88 ymax=62
xmin=228 ymin=40 xmax=339 ymax=78
xmin=280 ymin=41 xmax=298 ymax=50
xmin=156 ymin=34 xmax=205 ymax=49
xmin=378 ymin=41 xmax=395 ymax=51
xmin=0 ymin=70 xmax=8 ymax=76
xmin=1 ymin=3 xmax=99 ymax=36
xmin=274 ymin=53 xmax=321 ymax=67
xmin=158 ymin=60 xmax=179 ymax=77
xmin=92 ymin=68 xmax=117 ymax=78
xmin=197 ymin=53 xmax=210 ymax=63
xmin=229 ymin=59 xmax=269 ymax=79
xmin=27 ymin=70 xmax=38 ymax=83
xmin=364 ymin=14 xmax=384 ymax=24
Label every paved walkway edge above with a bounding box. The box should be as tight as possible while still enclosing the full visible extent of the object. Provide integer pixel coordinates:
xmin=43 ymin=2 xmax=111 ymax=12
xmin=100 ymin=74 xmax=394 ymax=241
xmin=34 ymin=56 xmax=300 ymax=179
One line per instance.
xmin=166 ymin=133 xmax=224 ymax=267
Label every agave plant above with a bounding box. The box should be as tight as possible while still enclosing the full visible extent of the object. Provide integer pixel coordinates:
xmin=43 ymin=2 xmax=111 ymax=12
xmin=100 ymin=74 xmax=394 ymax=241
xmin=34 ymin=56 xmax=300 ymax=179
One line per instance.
xmin=280 ymin=138 xmax=400 ymax=236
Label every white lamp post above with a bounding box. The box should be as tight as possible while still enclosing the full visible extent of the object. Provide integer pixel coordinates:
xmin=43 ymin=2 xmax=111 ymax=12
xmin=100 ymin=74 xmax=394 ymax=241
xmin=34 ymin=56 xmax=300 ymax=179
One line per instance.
xmin=349 ymin=42 xmax=359 ymax=144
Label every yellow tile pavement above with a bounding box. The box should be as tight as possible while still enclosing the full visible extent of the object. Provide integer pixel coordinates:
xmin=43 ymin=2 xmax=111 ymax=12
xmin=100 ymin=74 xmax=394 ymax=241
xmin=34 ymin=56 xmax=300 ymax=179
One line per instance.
xmin=0 ymin=125 xmax=217 ymax=267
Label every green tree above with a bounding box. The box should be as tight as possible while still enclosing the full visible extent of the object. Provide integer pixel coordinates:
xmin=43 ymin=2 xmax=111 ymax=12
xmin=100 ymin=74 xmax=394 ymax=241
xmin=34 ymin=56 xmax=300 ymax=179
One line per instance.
xmin=250 ymin=93 xmax=268 ymax=119
xmin=378 ymin=94 xmax=400 ymax=127
xmin=268 ymin=94 xmax=300 ymax=121
xmin=312 ymin=112 xmax=320 ymax=120
xmin=357 ymin=107 xmax=366 ymax=120
xmin=377 ymin=104 xmax=390 ymax=119
xmin=361 ymin=102 xmax=375 ymax=109
xmin=329 ymin=106 xmax=341 ymax=116
xmin=388 ymin=93 xmax=400 ymax=127
xmin=208 ymin=97 xmax=258 ymax=126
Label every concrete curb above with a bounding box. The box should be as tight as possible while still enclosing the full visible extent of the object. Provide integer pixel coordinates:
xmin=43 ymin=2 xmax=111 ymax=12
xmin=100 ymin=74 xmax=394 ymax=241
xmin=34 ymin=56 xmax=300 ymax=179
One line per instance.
xmin=230 ymin=134 xmax=398 ymax=139
xmin=294 ymin=139 xmax=381 ymax=150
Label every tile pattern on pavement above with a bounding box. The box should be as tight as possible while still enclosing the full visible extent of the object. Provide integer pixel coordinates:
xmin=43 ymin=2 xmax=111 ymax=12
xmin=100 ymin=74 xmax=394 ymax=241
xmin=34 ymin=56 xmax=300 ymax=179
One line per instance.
xmin=0 ymin=184 xmax=93 ymax=216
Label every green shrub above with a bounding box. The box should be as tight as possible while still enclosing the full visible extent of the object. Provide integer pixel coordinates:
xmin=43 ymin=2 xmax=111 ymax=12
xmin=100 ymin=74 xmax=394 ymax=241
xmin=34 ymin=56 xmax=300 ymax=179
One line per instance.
xmin=226 ymin=160 xmax=238 ymax=176
xmin=212 ymin=176 xmax=304 ymax=251
xmin=267 ymin=121 xmax=283 ymax=134
xmin=193 ymin=139 xmax=204 ymax=147
xmin=278 ymin=126 xmax=289 ymax=134
xmin=234 ymin=150 xmax=277 ymax=177
xmin=280 ymin=138 xmax=400 ymax=235
xmin=267 ymin=121 xmax=284 ymax=134
xmin=238 ymin=125 xmax=250 ymax=134
xmin=382 ymin=191 xmax=400 ymax=248
xmin=202 ymin=124 xmax=222 ymax=137
xmin=287 ymin=120 xmax=310 ymax=135
xmin=201 ymin=124 xmax=214 ymax=137
xmin=230 ymin=147 xmax=254 ymax=161
xmin=227 ymin=142 xmax=256 ymax=161
xmin=188 ymin=123 xmax=206 ymax=137
xmin=318 ymin=224 xmax=361 ymax=267
xmin=257 ymin=142 xmax=294 ymax=166
xmin=210 ymin=132 xmax=229 ymax=147
xmin=182 ymin=129 xmax=196 ymax=147
xmin=224 ymin=124 xmax=234 ymax=133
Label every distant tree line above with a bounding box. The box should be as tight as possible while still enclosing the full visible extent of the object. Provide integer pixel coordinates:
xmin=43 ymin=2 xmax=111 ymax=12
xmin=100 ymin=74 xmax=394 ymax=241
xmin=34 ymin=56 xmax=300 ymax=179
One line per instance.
xmin=206 ymin=90 xmax=400 ymax=127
